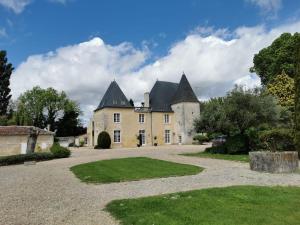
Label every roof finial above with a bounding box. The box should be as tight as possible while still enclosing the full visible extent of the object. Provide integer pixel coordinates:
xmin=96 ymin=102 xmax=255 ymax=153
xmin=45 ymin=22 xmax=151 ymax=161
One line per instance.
xmin=182 ymin=71 xmax=185 ymax=76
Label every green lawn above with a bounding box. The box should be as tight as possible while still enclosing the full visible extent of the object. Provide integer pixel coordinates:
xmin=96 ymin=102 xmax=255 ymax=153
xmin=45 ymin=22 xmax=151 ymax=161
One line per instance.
xmin=182 ymin=151 xmax=249 ymax=162
xmin=70 ymin=157 xmax=203 ymax=183
xmin=106 ymin=186 xmax=300 ymax=225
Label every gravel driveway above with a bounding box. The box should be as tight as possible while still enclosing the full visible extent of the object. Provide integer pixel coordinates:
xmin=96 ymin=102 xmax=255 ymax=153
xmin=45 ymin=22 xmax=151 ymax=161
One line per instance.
xmin=1 ymin=145 xmax=300 ymax=225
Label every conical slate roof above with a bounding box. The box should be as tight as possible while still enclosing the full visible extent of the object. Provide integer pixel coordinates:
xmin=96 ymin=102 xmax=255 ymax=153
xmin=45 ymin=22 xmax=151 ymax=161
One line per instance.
xmin=171 ymin=74 xmax=199 ymax=104
xmin=96 ymin=81 xmax=132 ymax=111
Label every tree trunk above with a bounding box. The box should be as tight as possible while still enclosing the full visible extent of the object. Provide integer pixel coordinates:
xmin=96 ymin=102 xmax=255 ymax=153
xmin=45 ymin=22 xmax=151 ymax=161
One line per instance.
xmin=26 ymin=127 xmax=40 ymax=154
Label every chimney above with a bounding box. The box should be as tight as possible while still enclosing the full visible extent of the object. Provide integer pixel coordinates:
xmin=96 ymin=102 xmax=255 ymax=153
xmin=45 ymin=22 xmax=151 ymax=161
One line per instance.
xmin=144 ymin=92 xmax=150 ymax=108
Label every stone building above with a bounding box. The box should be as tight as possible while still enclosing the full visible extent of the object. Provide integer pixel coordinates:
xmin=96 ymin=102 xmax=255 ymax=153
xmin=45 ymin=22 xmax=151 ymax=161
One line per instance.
xmin=87 ymin=74 xmax=200 ymax=148
xmin=0 ymin=126 xmax=54 ymax=156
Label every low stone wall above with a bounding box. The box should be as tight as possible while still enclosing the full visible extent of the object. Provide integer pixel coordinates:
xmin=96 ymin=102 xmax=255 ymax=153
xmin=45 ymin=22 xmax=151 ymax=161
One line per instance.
xmin=249 ymin=151 xmax=299 ymax=173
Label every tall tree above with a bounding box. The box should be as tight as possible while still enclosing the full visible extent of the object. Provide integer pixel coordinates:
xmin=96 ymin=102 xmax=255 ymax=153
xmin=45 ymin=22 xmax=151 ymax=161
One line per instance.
xmin=250 ymin=33 xmax=298 ymax=85
xmin=294 ymin=34 xmax=300 ymax=154
xmin=15 ymin=86 xmax=80 ymax=131
xmin=0 ymin=51 xmax=13 ymax=116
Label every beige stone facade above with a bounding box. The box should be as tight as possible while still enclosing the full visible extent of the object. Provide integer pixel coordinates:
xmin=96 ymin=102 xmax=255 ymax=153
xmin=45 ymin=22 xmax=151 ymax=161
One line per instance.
xmin=0 ymin=126 xmax=54 ymax=156
xmin=88 ymin=74 xmax=200 ymax=148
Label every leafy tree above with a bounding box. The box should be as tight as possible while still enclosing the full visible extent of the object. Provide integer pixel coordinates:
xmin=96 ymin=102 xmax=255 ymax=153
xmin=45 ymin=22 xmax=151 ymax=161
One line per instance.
xmin=55 ymin=108 xmax=86 ymax=137
xmin=294 ymin=35 xmax=300 ymax=154
xmin=0 ymin=51 xmax=13 ymax=116
xmin=250 ymin=33 xmax=299 ymax=85
xmin=195 ymin=86 xmax=280 ymax=136
xmin=267 ymin=70 xmax=295 ymax=108
xmin=15 ymin=86 xmax=80 ymax=131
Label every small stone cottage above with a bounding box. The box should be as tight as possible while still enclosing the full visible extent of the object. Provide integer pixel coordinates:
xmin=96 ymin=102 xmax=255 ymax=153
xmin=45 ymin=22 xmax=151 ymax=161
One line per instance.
xmin=0 ymin=126 xmax=54 ymax=156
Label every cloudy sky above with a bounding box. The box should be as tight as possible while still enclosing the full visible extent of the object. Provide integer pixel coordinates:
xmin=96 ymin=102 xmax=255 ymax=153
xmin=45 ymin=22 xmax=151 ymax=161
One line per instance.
xmin=1 ymin=0 xmax=300 ymax=124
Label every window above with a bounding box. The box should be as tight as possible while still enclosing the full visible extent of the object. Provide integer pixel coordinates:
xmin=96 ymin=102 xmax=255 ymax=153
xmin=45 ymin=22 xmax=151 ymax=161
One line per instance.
xmin=178 ymin=135 xmax=182 ymax=144
xmin=114 ymin=130 xmax=121 ymax=143
xmin=114 ymin=113 xmax=120 ymax=123
xmin=165 ymin=130 xmax=171 ymax=144
xmin=139 ymin=114 xmax=145 ymax=123
xmin=164 ymin=114 xmax=170 ymax=124
xmin=139 ymin=130 xmax=146 ymax=145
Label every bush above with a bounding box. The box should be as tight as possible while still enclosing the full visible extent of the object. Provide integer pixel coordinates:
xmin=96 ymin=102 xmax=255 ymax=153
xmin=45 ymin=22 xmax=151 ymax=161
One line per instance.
xmin=205 ymin=145 xmax=227 ymax=154
xmin=0 ymin=152 xmax=55 ymax=166
xmin=95 ymin=131 xmax=111 ymax=149
xmin=50 ymin=143 xmax=71 ymax=158
xmin=225 ymin=134 xmax=249 ymax=154
xmin=193 ymin=134 xmax=209 ymax=144
xmin=259 ymin=128 xmax=295 ymax=152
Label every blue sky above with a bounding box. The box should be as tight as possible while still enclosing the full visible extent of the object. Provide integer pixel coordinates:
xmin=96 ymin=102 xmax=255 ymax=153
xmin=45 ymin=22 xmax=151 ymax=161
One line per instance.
xmin=1 ymin=0 xmax=300 ymax=66
xmin=1 ymin=0 xmax=300 ymax=123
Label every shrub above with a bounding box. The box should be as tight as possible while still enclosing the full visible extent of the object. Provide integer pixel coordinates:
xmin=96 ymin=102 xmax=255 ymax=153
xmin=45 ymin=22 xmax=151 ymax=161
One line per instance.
xmin=95 ymin=131 xmax=111 ymax=149
xmin=259 ymin=128 xmax=295 ymax=152
xmin=205 ymin=145 xmax=227 ymax=154
xmin=0 ymin=152 xmax=55 ymax=166
xmin=193 ymin=134 xmax=209 ymax=144
xmin=225 ymin=134 xmax=249 ymax=154
xmin=50 ymin=143 xmax=71 ymax=158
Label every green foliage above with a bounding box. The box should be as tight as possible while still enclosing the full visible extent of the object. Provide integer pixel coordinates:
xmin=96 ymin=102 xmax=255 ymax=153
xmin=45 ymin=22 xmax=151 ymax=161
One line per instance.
xmin=250 ymin=33 xmax=299 ymax=85
xmin=50 ymin=143 xmax=71 ymax=158
xmin=196 ymin=86 xmax=280 ymax=136
xmin=95 ymin=131 xmax=111 ymax=149
xmin=205 ymin=145 xmax=227 ymax=154
xmin=55 ymin=109 xmax=86 ymax=137
xmin=225 ymin=134 xmax=248 ymax=154
xmin=295 ymin=34 xmax=300 ymax=155
xmin=183 ymin=151 xmax=249 ymax=162
xmin=259 ymin=128 xmax=295 ymax=152
xmin=0 ymin=152 xmax=55 ymax=166
xmin=267 ymin=70 xmax=295 ymax=108
xmin=15 ymin=86 xmax=81 ymax=133
xmin=193 ymin=134 xmax=209 ymax=144
xmin=70 ymin=157 xmax=202 ymax=183
xmin=0 ymin=51 xmax=13 ymax=116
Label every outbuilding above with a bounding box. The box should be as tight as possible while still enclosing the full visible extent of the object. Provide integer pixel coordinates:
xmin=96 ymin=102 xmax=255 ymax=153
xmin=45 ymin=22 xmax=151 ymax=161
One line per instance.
xmin=0 ymin=126 xmax=54 ymax=156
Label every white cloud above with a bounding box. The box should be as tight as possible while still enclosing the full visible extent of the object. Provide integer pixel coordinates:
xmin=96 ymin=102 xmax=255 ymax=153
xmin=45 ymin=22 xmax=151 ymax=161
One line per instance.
xmin=0 ymin=27 xmax=7 ymax=37
xmin=247 ymin=0 xmax=282 ymax=17
xmin=48 ymin=0 xmax=69 ymax=4
xmin=0 ymin=0 xmax=31 ymax=13
xmin=11 ymin=20 xmax=300 ymax=124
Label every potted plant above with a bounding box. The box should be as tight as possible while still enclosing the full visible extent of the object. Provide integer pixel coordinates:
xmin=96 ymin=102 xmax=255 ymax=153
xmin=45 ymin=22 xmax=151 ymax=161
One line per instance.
xmin=249 ymin=128 xmax=299 ymax=173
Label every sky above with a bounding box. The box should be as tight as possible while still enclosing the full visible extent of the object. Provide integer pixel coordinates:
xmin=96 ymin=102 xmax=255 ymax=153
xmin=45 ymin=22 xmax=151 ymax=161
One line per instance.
xmin=1 ymin=0 xmax=300 ymax=124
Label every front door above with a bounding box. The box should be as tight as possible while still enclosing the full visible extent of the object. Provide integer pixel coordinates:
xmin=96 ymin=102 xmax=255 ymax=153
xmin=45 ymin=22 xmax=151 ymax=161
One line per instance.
xmin=139 ymin=130 xmax=146 ymax=145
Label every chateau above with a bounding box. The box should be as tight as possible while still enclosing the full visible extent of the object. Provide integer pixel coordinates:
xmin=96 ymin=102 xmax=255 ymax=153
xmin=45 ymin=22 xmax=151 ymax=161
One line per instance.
xmin=87 ymin=74 xmax=200 ymax=148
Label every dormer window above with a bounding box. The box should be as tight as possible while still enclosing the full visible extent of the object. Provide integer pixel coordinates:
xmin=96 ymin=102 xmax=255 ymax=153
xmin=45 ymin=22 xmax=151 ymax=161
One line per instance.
xmin=114 ymin=113 xmax=120 ymax=123
xmin=164 ymin=114 xmax=170 ymax=124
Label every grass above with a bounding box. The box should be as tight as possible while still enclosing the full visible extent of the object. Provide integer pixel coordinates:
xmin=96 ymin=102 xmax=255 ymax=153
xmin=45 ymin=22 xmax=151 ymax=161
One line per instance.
xmin=106 ymin=186 xmax=300 ymax=225
xmin=70 ymin=157 xmax=203 ymax=183
xmin=182 ymin=151 xmax=249 ymax=162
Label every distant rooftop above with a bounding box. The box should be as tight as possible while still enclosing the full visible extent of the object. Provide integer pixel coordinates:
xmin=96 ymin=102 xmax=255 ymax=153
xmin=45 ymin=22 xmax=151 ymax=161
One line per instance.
xmin=0 ymin=126 xmax=54 ymax=136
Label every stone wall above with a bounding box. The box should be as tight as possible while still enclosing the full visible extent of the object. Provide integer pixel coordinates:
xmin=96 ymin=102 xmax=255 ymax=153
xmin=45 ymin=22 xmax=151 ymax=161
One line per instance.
xmin=0 ymin=134 xmax=54 ymax=156
xmin=249 ymin=151 xmax=299 ymax=173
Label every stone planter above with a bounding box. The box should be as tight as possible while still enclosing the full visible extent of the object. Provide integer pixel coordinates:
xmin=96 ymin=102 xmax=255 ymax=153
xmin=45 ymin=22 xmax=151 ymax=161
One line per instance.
xmin=249 ymin=151 xmax=299 ymax=173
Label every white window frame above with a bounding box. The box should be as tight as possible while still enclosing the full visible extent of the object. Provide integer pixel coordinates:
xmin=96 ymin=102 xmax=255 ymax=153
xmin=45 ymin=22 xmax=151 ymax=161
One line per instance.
xmin=164 ymin=130 xmax=171 ymax=144
xmin=113 ymin=113 xmax=120 ymax=123
xmin=139 ymin=114 xmax=145 ymax=123
xmin=114 ymin=130 xmax=121 ymax=143
xmin=139 ymin=130 xmax=146 ymax=145
xmin=164 ymin=114 xmax=170 ymax=124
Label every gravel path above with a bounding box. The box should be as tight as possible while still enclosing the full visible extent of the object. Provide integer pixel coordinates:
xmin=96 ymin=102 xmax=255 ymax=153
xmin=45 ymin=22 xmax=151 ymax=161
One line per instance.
xmin=1 ymin=145 xmax=300 ymax=225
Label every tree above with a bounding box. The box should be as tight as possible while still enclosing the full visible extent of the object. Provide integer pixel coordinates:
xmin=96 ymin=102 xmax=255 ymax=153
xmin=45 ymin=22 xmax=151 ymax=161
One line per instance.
xmin=294 ymin=35 xmax=300 ymax=154
xmin=15 ymin=86 xmax=80 ymax=131
xmin=195 ymin=86 xmax=280 ymax=136
xmin=0 ymin=51 xmax=13 ymax=116
xmin=250 ymin=33 xmax=298 ymax=85
xmin=267 ymin=70 xmax=295 ymax=109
